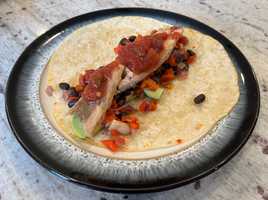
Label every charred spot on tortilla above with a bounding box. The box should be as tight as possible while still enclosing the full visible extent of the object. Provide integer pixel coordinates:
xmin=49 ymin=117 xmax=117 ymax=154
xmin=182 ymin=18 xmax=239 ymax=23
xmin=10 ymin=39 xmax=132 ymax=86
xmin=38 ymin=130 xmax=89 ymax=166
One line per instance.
xmin=41 ymin=16 xmax=239 ymax=159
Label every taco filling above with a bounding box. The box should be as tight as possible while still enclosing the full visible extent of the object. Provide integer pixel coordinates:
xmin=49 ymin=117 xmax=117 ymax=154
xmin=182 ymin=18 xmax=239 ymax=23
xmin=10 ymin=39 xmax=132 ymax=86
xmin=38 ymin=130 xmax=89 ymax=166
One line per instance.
xmin=53 ymin=27 xmax=197 ymax=151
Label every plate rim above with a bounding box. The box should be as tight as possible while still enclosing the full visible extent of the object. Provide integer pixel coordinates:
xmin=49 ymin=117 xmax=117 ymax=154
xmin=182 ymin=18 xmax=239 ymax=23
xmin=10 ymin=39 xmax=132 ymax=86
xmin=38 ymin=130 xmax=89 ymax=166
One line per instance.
xmin=5 ymin=7 xmax=260 ymax=193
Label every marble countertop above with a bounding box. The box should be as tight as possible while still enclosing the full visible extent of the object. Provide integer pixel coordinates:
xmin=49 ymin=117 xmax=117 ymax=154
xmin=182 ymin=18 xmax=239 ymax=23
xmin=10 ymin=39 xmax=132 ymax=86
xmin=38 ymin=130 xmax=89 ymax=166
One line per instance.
xmin=0 ymin=0 xmax=268 ymax=199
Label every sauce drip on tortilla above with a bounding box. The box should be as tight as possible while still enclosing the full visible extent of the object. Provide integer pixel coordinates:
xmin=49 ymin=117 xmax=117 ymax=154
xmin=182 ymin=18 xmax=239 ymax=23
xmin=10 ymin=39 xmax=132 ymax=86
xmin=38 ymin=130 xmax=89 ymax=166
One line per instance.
xmin=80 ymin=61 xmax=119 ymax=102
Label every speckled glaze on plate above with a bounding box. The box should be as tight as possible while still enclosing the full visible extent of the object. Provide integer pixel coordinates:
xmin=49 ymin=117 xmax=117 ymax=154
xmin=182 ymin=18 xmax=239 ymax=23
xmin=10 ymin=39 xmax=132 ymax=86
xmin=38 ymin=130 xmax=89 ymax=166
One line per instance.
xmin=5 ymin=8 xmax=260 ymax=193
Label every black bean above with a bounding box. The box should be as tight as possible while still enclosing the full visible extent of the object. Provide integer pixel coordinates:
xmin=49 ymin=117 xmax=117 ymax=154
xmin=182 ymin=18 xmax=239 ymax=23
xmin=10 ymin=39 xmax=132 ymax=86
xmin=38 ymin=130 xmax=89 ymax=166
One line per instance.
xmin=69 ymin=87 xmax=79 ymax=97
xmin=117 ymin=98 xmax=126 ymax=107
xmin=154 ymin=65 xmax=167 ymax=77
xmin=187 ymin=49 xmax=195 ymax=56
xmin=116 ymin=88 xmax=132 ymax=100
xmin=162 ymin=63 xmax=171 ymax=68
xmin=114 ymin=93 xmax=122 ymax=101
xmin=128 ymin=35 xmax=136 ymax=42
xmin=68 ymin=100 xmax=77 ymax=108
xmin=115 ymin=111 xmax=129 ymax=120
xmin=194 ymin=94 xmax=206 ymax=104
xmin=119 ymin=38 xmax=128 ymax=45
xmin=59 ymin=82 xmax=70 ymax=90
xmin=114 ymin=95 xmax=120 ymax=102
xmin=122 ymin=88 xmax=132 ymax=96
xmin=115 ymin=92 xmax=126 ymax=102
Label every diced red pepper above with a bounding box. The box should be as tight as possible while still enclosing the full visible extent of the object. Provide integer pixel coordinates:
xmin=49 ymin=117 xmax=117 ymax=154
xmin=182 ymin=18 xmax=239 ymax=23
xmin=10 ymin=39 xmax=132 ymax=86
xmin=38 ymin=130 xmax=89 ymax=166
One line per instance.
xmin=121 ymin=115 xmax=140 ymax=130
xmin=139 ymin=100 xmax=158 ymax=112
xmin=150 ymin=100 xmax=158 ymax=111
xmin=114 ymin=136 xmax=126 ymax=146
xmin=130 ymin=121 xmax=139 ymax=129
xmin=103 ymin=109 xmax=117 ymax=124
xmin=67 ymin=96 xmax=79 ymax=101
xmin=110 ymin=129 xmax=120 ymax=137
xmin=101 ymin=140 xmax=118 ymax=152
xmin=140 ymin=78 xmax=160 ymax=90
xmin=160 ymin=68 xmax=175 ymax=84
xmin=171 ymin=31 xmax=181 ymax=40
xmin=139 ymin=100 xmax=150 ymax=112
xmin=186 ymin=55 xmax=197 ymax=64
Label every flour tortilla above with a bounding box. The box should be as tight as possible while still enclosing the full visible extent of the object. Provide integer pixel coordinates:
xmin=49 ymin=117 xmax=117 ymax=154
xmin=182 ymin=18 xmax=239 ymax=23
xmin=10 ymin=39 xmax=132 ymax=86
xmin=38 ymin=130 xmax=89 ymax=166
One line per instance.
xmin=40 ymin=16 xmax=239 ymax=159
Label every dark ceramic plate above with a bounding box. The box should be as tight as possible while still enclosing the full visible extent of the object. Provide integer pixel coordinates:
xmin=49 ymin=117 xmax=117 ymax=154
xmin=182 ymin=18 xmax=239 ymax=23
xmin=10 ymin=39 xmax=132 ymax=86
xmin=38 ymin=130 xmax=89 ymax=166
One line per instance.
xmin=5 ymin=8 xmax=260 ymax=193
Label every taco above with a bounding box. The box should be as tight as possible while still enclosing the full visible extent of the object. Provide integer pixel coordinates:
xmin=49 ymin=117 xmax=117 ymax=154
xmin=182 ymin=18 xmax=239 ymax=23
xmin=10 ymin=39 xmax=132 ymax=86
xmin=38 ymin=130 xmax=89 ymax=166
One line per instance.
xmin=40 ymin=16 xmax=239 ymax=159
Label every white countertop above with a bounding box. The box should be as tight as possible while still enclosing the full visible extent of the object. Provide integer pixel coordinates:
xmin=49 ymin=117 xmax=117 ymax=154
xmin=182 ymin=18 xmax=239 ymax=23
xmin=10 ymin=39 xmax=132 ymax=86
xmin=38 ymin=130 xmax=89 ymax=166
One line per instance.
xmin=0 ymin=0 xmax=268 ymax=199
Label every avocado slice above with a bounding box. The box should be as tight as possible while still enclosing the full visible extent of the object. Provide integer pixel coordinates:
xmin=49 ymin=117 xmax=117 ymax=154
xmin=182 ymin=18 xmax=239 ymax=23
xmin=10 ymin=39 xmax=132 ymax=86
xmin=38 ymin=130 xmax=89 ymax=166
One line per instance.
xmin=144 ymin=88 xmax=164 ymax=100
xmin=72 ymin=114 xmax=86 ymax=139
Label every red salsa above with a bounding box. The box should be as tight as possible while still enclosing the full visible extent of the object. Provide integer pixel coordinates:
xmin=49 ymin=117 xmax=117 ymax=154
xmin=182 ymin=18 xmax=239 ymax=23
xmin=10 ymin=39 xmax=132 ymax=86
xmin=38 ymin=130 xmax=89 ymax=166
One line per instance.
xmin=79 ymin=61 xmax=119 ymax=102
xmin=114 ymin=32 xmax=170 ymax=74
